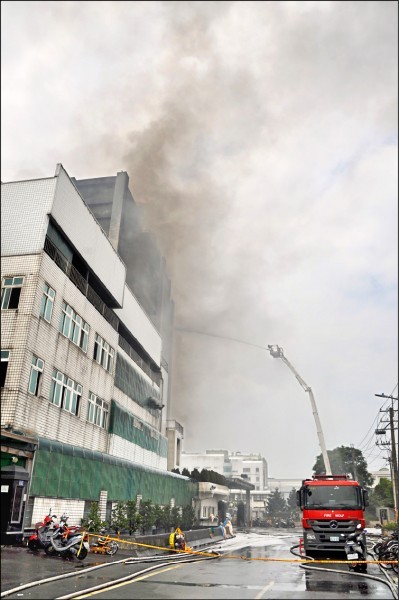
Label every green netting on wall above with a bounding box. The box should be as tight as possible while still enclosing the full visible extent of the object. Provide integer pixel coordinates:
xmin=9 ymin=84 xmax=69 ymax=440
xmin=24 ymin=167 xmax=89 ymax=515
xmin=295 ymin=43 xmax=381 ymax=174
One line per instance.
xmin=109 ymin=400 xmax=167 ymax=457
xmin=30 ymin=437 xmax=197 ymax=505
xmin=115 ymin=352 xmax=160 ymax=406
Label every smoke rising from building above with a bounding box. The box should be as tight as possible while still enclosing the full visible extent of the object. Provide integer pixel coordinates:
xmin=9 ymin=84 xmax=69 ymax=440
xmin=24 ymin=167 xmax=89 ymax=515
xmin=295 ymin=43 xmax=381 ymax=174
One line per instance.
xmin=2 ymin=1 xmax=397 ymax=476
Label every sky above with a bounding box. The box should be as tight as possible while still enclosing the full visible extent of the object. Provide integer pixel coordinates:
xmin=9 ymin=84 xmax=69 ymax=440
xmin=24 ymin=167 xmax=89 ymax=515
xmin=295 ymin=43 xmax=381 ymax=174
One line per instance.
xmin=1 ymin=1 xmax=398 ymax=478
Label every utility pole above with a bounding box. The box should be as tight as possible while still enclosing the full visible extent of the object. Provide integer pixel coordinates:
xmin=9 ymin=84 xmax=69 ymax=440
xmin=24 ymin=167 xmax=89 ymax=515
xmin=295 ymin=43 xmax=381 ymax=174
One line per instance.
xmin=375 ymin=393 xmax=398 ymax=523
xmin=268 ymin=345 xmax=332 ymax=476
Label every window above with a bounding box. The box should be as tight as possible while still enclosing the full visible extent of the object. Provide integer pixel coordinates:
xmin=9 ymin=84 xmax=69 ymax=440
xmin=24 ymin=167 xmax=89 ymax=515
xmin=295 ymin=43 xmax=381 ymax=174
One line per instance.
xmin=1 ymin=350 xmax=10 ymax=387
xmin=93 ymin=334 xmax=115 ymax=372
xmin=243 ymin=468 xmax=250 ymax=472
xmin=40 ymin=284 xmax=55 ymax=322
xmin=87 ymin=392 xmax=109 ymax=429
xmin=49 ymin=369 xmax=81 ymax=415
xmin=255 ymin=468 xmax=259 ymax=473
xmin=28 ymin=356 xmax=44 ymax=396
xmin=60 ymin=302 xmax=89 ymax=351
xmin=1 ymin=277 xmax=24 ymax=310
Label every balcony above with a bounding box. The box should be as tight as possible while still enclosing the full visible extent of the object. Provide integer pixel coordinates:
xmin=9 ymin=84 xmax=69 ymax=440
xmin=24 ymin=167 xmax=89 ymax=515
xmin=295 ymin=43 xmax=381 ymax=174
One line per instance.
xmin=44 ymin=236 xmax=119 ymax=330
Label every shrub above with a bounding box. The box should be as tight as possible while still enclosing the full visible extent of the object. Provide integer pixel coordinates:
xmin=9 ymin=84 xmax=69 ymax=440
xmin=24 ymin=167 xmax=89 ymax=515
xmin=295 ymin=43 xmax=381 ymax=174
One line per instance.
xmin=81 ymin=501 xmax=106 ymax=532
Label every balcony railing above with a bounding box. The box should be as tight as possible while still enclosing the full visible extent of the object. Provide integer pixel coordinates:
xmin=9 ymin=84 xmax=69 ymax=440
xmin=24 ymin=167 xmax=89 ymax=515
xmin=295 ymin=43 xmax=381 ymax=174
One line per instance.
xmin=44 ymin=236 xmax=119 ymax=330
xmin=118 ymin=335 xmax=161 ymax=386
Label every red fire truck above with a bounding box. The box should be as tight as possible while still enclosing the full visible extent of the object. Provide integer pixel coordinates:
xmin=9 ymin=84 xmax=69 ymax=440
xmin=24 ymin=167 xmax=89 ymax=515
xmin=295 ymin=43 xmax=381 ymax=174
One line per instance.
xmin=296 ymin=474 xmax=369 ymax=556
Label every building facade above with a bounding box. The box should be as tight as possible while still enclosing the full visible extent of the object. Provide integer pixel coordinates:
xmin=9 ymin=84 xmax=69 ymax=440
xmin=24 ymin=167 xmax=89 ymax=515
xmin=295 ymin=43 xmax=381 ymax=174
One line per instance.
xmin=1 ymin=164 xmax=195 ymax=540
xmin=181 ymin=450 xmax=268 ymax=491
xmin=180 ymin=449 xmax=269 ymax=522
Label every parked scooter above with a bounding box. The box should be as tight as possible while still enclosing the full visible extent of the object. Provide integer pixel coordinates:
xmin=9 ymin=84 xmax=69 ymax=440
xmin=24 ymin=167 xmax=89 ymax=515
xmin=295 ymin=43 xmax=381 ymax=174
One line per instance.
xmin=27 ymin=509 xmax=57 ymax=551
xmin=372 ymin=531 xmax=398 ymax=573
xmin=45 ymin=513 xmax=89 ymax=560
xmin=344 ymin=523 xmax=367 ymax=573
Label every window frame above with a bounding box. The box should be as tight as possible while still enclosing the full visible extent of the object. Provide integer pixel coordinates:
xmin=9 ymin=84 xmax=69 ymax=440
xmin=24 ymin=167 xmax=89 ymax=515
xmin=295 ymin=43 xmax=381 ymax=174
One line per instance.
xmin=40 ymin=283 xmax=55 ymax=322
xmin=87 ymin=392 xmax=109 ymax=429
xmin=60 ymin=302 xmax=89 ymax=352
xmin=28 ymin=356 xmax=44 ymax=396
xmin=93 ymin=333 xmax=114 ymax=373
xmin=1 ymin=350 xmax=10 ymax=388
xmin=49 ymin=369 xmax=81 ymax=416
xmin=1 ymin=276 xmax=24 ymax=310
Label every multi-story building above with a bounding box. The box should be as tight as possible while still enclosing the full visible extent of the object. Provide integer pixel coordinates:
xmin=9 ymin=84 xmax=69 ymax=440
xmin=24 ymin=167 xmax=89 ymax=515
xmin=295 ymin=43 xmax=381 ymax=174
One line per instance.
xmin=71 ymin=171 xmax=183 ymax=471
xmin=181 ymin=450 xmax=268 ymax=490
xmin=0 ymin=164 xmax=195 ymax=541
xmin=180 ymin=449 xmax=268 ymax=521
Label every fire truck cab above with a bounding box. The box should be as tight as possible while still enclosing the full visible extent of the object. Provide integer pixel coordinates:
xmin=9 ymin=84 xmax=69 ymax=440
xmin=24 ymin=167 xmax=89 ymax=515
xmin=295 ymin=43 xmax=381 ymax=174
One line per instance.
xmin=296 ymin=474 xmax=369 ymax=556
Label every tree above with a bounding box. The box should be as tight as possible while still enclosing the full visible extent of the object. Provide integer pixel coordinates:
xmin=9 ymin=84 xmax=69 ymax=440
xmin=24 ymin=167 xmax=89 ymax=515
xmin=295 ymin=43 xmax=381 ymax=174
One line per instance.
xmin=126 ymin=500 xmax=142 ymax=535
xmin=266 ymin=488 xmax=287 ymax=519
xmin=110 ymin=501 xmax=128 ymax=533
xmin=159 ymin=505 xmax=172 ymax=532
xmin=369 ymin=478 xmax=394 ymax=509
xmin=181 ymin=468 xmax=191 ymax=477
xmin=171 ymin=506 xmax=181 ymax=528
xmin=312 ymin=446 xmax=374 ymax=487
xmin=286 ymin=488 xmax=300 ymax=520
xmin=139 ymin=500 xmax=155 ymax=535
xmin=81 ymin=501 xmax=106 ymax=531
xmin=199 ymin=469 xmax=227 ymax=486
xmin=190 ymin=468 xmax=201 ymax=481
xmin=181 ymin=505 xmax=195 ymax=530
xmin=152 ymin=504 xmax=163 ymax=532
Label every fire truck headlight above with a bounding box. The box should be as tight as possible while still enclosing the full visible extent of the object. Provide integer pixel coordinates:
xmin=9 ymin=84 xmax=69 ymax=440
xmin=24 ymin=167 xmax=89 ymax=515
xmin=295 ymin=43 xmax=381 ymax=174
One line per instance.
xmin=306 ymin=533 xmax=316 ymax=540
xmin=305 ymin=519 xmax=315 ymax=528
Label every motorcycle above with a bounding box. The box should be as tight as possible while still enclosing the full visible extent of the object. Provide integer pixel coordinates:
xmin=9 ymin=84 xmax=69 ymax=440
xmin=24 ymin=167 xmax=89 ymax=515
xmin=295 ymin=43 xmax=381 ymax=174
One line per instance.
xmin=372 ymin=531 xmax=398 ymax=573
xmin=27 ymin=509 xmax=57 ymax=552
xmin=45 ymin=513 xmax=90 ymax=560
xmin=344 ymin=523 xmax=367 ymax=573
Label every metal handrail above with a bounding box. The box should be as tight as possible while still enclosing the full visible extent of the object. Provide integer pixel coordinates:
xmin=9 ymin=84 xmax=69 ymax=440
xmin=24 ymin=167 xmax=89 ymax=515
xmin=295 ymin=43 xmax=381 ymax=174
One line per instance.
xmin=44 ymin=236 xmax=119 ymax=330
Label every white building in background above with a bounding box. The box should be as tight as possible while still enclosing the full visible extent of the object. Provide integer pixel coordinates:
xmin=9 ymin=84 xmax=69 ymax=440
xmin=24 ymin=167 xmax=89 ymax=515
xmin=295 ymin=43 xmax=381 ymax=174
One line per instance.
xmin=180 ymin=449 xmax=269 ymax=521
xmin=181 ymin=449 xmax=268 ymax=490
xmin=267 ymin=477 xmax=303 ymax=501
xmin=370 ymin=467 xmax=392 ymax=487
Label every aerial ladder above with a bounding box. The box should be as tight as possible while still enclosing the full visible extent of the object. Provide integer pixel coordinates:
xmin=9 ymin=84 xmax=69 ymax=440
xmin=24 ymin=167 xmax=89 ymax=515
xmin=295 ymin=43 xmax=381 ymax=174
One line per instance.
xmin=267 ymin=345 xmax=332 ymax=476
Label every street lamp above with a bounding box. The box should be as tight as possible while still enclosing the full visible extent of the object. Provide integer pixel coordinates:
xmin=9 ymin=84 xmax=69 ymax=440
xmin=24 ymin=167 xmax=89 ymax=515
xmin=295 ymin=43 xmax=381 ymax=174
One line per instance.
xmin=267 ymin=345 xmax=332 ymax=476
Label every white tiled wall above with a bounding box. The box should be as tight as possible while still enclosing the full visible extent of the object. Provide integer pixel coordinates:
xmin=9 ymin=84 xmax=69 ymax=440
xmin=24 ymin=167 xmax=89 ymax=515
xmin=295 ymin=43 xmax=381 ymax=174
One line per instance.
xmin=31 ymin=496 xmax=85 ymax=529
xmin=1 ymin=178 xmax=56 ymax=256
xmin=109 ymin=434 xmax=167 ymax=471
xmin=2 ymin=251 xmax=165 ymax=468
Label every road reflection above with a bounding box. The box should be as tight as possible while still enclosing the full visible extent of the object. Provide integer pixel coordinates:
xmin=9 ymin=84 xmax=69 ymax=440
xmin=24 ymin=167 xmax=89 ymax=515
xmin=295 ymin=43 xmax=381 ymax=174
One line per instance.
xmin=305 ymin=571 xmax=370 ymax=595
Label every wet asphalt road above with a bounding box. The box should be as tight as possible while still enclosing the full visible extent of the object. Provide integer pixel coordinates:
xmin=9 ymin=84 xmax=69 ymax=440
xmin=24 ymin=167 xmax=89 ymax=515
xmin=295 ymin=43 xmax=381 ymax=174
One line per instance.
xmin=1 ymin=530 xmax=396 ymax=599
